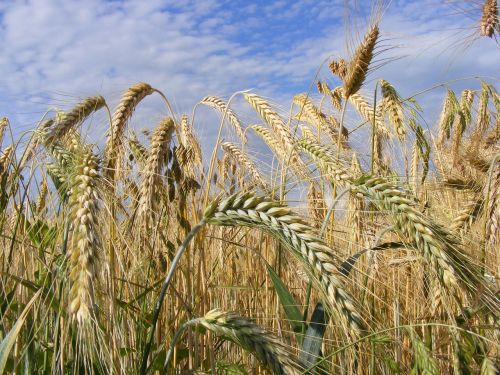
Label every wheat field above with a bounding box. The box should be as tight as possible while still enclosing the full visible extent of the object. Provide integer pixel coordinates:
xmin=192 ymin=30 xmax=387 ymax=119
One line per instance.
xmin=0 ymin=3 xmax=499 ymax=374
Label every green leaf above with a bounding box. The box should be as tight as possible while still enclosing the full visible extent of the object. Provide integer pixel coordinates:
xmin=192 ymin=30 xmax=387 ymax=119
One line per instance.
xmin=339 ymin=242 xmax=403 ymax=277
xmin=409 ymin=329 xmax=439 ymax=375
xmin=299 ymin=302 xmax=329 ymax=374
xmin=217 ymin=361 xmax=249 ymax=374
xmin=265 ymin=263 xmax=305 ymax=344
xmin=0 ymin=289 xmax=42 ymax=373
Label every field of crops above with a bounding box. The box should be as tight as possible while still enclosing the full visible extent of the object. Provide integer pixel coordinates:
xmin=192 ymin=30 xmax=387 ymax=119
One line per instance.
xmin=0 ymin=1 xmax=499 ymax=374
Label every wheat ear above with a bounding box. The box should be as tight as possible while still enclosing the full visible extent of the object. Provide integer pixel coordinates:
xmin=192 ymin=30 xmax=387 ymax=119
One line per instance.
xmin=205 ymin=191 xmax=366 ymax=335
xmin=67 ymin=145 xmax=101 ymax=324
xmin=127 ymin=131 xmax=147 ymax=167
xmin=346 ymin=91 xmax=389 ymax=137
xmin=480 ymin=0 xmax=499 ymax=37
xmin=0 ymin=145 xmax=13 ymax=176
xmin=45 ymin=96 xmax=106 ymax=146
xmin=307 ymin=183 xmax=326 ymax=228
xmin=143 ymin=191 xmax=365 ymax=371
xmin=35 ymin=177 xmax=49 ymax=215
xmin=199 ymin=309 xmax=302 ymax=375
xmin=437 ymin=90 xmax=459 ymax=147
xmin=200 ymin=96 xmax=246 ymax=143
xmin=137 ymin=117 xmax=175 ymax=228
xmin=351 ymin=176 xmax=486 ymax=299
xmin=250 ymin=124 xmax=309 ymax=179
xmin=473 ymin=82 xmax=491 ymax=141
xmin=105 ymin=83 xmax=154 ymax=179
xmin=293 ymin=93 xmax=348 ymax=145
xmin=451 ymin=195 xmax=483 ymax=232
xmin=179 ymin=114 xmax=202 ymax=167
xmin=243 ymin=93 xmax=294 ymax=148
xmin=380 ymin=79 xmax=406 ymax=139
xmin=0 ymin=117 xmax=8 ymax=148
xmin=221 ymin=142 xmax=269 ymax=190
xmin=343 ymin=24 xmax=379 ymax=98
xmin=329 ymin=59 xmax=348 ymax=81
xmin=296 ymin=138 xmax=352 ymax=185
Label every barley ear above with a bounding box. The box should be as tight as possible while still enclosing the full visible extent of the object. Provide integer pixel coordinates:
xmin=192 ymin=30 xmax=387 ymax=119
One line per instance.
xmin=480 ymin=0 xmax=499 ymax=38
xmin=343 ymin=24 xmax=379 ymax=98
xmin=200 ymin=309 xmax=303 ymax=375
xmin=105 ymin=83 xmax=154 ymax=180
xmin=67 ymin=145 xmax=101 ymax=325
xmin=206 ymin=192 xmax=367 ymax=337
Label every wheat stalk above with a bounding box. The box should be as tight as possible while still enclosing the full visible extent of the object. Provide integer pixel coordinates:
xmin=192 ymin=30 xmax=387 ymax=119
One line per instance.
xmin=204 ymin=191 xmax=366 ymax=335
xmin=105 ymin=83 xmax=154 ymax=180
xmin=201 ymin=96 xmax=246 ymax=143
xmin=67 ymin=145 xmax=101 ymax=324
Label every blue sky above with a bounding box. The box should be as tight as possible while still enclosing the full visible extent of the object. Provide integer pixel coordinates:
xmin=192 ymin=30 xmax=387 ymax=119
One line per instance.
xmin=0 ymin=0 xmax=498 ymax=150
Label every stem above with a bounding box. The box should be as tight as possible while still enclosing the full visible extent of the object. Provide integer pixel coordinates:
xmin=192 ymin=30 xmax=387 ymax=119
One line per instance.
xmin=330 ymin=98 xmax=349 ymax=228
xmin=163 ymin=318 xmax=202 ymax=371
xmin=481 ymin=152 xmax=500 ymax=273
xmin=140 ymin=220 xmax=207 ymax=375
xmin=371 ymin=82 xmax=379 ymax=174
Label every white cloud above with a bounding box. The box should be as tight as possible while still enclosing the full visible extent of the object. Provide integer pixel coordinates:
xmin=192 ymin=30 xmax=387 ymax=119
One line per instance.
xmin=0 ymin=0 xmax=497 ymax=147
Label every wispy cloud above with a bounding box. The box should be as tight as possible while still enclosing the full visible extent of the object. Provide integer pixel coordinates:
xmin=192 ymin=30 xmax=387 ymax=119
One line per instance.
xmin=0 ymin=0 xmax=497 ymax=142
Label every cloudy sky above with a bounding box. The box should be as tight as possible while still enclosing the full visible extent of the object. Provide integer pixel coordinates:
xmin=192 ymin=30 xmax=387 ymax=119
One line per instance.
xmin=0 ymin=0 xmax=498 ymax=149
